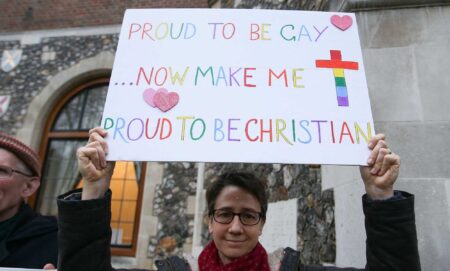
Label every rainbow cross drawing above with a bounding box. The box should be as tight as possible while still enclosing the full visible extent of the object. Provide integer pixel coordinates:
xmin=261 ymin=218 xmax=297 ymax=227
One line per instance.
xmin=315 ymin=50 xmax=359 ymax=107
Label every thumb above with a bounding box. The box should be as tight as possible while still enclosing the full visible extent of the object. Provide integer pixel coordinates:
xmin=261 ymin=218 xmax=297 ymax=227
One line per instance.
xmin=107 ymin=161 xmax=116 ymax=175
xmin=43 ymin=263 xmax=56 ymax=270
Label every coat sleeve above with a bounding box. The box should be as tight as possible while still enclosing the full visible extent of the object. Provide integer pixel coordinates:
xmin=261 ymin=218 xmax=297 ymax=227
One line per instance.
xmin=57 ymin=188 xmax=116 ymax=271
xmin=301 ymin=191 xmax=420 ymax=271
xmin=363 ymin=191 xmax=421 ymax=271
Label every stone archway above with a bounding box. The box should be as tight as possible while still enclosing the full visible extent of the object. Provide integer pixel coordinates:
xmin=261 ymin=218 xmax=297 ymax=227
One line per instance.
xmin=16 ymin=51 xmax=114 ymax=149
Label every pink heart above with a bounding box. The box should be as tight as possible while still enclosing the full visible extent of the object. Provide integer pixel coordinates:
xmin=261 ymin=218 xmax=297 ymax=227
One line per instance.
xmin=143 ymin=88 xmax=168 ymax=107
xmin=331 ymin=15 xmax=353 ymax=31
xmin=154 ymin=91 xmax=179 ymax=112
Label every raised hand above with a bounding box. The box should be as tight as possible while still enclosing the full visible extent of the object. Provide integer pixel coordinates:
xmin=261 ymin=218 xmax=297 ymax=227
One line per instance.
xmin=76 ymin=127 xmax=115 ymax=200
xmin=360 ymin=134 xmax=400 ymax=200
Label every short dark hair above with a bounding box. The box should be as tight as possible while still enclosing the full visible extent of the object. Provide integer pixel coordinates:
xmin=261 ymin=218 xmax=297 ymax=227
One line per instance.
xmin=206 ymin=172 xmax=268 ymax=221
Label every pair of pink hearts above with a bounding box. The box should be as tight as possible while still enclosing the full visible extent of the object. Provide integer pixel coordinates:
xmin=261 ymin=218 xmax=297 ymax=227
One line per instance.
xmin=331 ymin=15 xmax=353 ymax=31
xmin=143 ymin=88 xmax=179 ymax=112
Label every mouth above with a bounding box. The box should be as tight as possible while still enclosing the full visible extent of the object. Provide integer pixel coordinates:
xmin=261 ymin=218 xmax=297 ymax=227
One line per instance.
xmin=224 ymin=239 xmax=248 ymax=249
xmin=225 ymin=239 xmax=246 ymax=243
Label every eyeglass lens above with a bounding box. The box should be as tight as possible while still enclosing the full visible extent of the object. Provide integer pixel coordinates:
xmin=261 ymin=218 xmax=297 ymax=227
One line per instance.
xmin=0 ymin=166 xmax=12 ymax=179
xmin=214 ymin=210 xmax=261 ymax=225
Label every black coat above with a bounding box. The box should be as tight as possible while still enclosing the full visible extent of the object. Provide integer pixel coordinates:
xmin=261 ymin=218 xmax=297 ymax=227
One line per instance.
xmin=0 ymin=203 xmax=58 ymax=268
xmin=57 ymin=189 xmax=420 ymax=271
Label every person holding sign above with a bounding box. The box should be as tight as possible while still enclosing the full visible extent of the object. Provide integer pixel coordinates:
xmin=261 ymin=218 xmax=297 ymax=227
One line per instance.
xmin=56 ymin=127 xmax=420 ymax=271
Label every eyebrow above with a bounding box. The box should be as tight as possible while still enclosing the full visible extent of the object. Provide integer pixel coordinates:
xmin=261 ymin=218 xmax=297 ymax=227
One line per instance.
xmin=15 ymin=163 xmax=33 ymax=176
xmin=215 ymin=207 xmax=261 ymax=213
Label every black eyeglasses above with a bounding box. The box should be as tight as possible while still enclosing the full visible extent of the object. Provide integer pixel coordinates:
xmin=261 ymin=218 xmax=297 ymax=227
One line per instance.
xmin=0 ymin=165 xmax=33 ymax=180
xmin=212 ymin=209 xmax=262 ymax=226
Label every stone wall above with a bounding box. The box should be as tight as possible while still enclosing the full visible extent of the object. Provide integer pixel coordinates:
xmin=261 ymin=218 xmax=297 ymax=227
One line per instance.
xmin=0 ymin=34 xmax=119 ymax=135
xmin=0 ymin=0 xmax=209 ymax=32
xmin=323 ymin=6 xmax=450 ymax=270
xmin=148 ymin=162 xmax=198 ymax=260
xmin=235 ymin=0 xmax=329 ymax=10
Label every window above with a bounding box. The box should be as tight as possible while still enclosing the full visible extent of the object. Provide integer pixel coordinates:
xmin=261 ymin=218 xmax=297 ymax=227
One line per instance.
xmin=35 ymin=78 xmax=145 ymax=256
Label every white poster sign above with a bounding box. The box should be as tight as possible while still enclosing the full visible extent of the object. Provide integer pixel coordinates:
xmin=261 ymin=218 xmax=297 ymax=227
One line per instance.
xmin=260 ymin=198 xmax=298 ymax=253
xmin=102 ymin=9 xmax=374 ymax=165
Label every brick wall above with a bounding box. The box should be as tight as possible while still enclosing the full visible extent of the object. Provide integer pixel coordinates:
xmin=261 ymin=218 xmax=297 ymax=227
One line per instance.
xmin=0 ymin=0 xmax=209 ymax=33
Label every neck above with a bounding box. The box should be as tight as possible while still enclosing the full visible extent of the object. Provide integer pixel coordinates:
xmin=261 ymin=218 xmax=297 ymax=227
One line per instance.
xmin=218 ymin=251 xmax=232 ymax=265
xmin=0 ymin=204 xmax=21 ymax=222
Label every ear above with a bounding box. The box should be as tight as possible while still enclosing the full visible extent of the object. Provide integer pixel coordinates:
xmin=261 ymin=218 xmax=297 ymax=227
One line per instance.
xmin=21 ymin=177 xmax=40 ymax=198
xmin=259 ymin=220 xmax=265 ymax=236
xmin=208 ymin=217 xmax=214 ymax=234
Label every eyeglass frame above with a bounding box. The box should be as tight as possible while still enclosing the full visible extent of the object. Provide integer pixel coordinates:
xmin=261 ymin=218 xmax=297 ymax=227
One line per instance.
xmin=0 ymin=165 xmax=34 ymax=180
xmin=211 ymin=209 xmax=263 ymax=226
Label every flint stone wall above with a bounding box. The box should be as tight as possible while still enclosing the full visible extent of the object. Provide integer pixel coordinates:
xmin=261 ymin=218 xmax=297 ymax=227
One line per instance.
xmin=0 ymin=34 xmax=119 ymax=135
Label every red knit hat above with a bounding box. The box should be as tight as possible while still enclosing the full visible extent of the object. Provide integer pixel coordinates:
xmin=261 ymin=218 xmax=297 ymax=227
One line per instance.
xmin=0 ymin=132 xmax=41 ymax=177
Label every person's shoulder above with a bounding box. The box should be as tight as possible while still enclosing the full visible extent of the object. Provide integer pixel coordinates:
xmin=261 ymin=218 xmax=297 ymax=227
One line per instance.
xmin=267 ymin=247 xmax=301 ymax=271
xmin=281 ymin=247 xmax=302 ymax=271
xmin=15 ymin=204 xmax=57 ymax=236
xmin=31 ymin=213 xmax=58 ymax=228
xmin=24 ymin=206 xmax=57 ymax=227
xmin=154 ymin=255 xmax=191 ymax=271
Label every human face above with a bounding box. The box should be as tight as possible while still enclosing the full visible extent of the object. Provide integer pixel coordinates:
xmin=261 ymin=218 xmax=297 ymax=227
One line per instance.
xmin=208 ymin=185 xmax=264 ymax=265
xmin=0 ymin=148 xmax=38 ymax=221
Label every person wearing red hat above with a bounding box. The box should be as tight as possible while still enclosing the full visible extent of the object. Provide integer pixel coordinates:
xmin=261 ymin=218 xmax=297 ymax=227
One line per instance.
xmin=0 ymin=132 xmax=58 ymax=269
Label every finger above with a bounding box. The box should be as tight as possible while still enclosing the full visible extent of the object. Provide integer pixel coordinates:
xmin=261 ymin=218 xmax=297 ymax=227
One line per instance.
xmin=87 ymin=133 xmax=108 ymax=159
xmin=371 ymin=147 xmax=390 ymax=175
xmin=89 ymin=126 xmax=107 ymax=137
xmin=88 ymin=127 xmax=108 ymax=153
xmin=87 ymin=141 xmax=107 ymax=169
xmin=367 ymin=139 xmax=388 ymax=166
xmin=88 ymin=130 xmax=109 ymax=155
xmin=106 ymin=161 xmax=116 ymax=176
xmin=78 ymin=145 xmax=102 ymax=170
xmin=368 ymin=133 xmax=385 ymax=149
xmin=378 ymin=152 xmax=400 ymax=177
xmin=76 ymin=147 xmax=89 ymax=164
xmin=90 ymin=140 xmax=107 ymax=168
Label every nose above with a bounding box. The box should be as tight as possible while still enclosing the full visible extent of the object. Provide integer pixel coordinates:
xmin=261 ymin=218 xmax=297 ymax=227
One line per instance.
xmin=228 ymin=215 xmax=244 ymax=234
